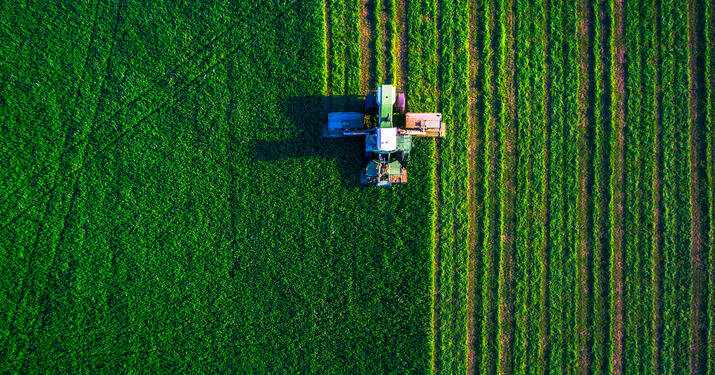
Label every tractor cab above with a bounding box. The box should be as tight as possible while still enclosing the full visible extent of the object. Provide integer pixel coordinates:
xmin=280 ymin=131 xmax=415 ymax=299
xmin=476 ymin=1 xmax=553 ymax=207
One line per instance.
xmin=324 ymin=83 xmax=445 ymax=186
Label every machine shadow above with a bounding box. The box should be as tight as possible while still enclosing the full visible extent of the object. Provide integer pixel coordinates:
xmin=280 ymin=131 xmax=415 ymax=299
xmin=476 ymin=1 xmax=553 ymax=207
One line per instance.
xmin=251 ymin=95 xmax=369 ymax=188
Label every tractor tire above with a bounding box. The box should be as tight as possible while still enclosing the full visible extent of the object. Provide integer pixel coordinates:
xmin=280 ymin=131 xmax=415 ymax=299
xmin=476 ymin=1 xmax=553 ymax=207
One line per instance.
xmin=395 ymin=93 xmax=406 ymax=114
xmin=364 ymin=93 xmax=377 ymax=114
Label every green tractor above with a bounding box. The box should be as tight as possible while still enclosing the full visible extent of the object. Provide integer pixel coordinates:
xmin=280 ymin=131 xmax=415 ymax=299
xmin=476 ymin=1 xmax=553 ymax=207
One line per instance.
xmin=324 ymin=84 xmax=446 ymax=186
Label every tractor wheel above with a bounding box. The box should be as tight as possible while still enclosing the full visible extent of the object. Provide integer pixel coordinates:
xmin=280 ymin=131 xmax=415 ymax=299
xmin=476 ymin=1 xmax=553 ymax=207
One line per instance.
xmin=364 ymin=93 xmax=377 ymax=114
xmin=395 ymin=93 xmax=406 ymax=114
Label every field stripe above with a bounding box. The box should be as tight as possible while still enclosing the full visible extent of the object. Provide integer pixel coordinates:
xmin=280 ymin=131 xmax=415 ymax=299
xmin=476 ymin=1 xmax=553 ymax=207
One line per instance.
xmin=514 ymin=0 xmax=533 ymax=371
xmin=607 ymin=0 xmax=626 ymax=373
xmin=576 ymin=0 xmax=595 ymax=372
xmin=358 ymin=0 xmax=372 ymax=91
xmin=686 ymin=0 xmax=709 ymax=372
xmin=479 ymin=0 xmax=501 ymax=372
xmin=545 ymin=0 xmax=565 ymax=372
xmin=688 ymin=0 xmax=710 ymax=374
xmin=496 ymin=0 xmax=517 ymax=372
xmin=395 ymin=0 xmax=407 ymax=88
xmin=708 ymin=1 xmax=715 ymax=372
xmin=660 ymin=0 xmax=692 ymax=372
xmin=324 ymin=0 xmax=332 ymax=109
xmin=466 ymin=0 xmax=486 ymax=372
xmin=650 ymin=0 xmax=665 ymax=371
xmin=538 ymin=0 xmax=551 ymax=372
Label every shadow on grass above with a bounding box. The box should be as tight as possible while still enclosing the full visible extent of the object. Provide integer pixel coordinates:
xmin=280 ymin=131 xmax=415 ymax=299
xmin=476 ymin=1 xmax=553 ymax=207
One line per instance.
xmin=251 ymin=95 xmax=369 ymax=188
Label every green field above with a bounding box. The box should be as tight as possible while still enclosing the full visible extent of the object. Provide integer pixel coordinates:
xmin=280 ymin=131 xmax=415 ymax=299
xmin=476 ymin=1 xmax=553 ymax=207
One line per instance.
xmin=1 ymin=0 xmax=713 ymax=373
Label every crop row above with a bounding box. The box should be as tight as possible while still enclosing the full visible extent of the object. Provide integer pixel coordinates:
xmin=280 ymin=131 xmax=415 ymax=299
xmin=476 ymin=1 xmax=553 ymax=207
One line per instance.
xmin=476 ymin=0 xmax=500 ymax=373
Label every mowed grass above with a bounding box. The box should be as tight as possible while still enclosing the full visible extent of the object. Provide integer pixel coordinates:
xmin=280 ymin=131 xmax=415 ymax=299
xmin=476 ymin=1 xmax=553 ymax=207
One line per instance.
xmin=1 ymin=1 xmax=433 ymax=372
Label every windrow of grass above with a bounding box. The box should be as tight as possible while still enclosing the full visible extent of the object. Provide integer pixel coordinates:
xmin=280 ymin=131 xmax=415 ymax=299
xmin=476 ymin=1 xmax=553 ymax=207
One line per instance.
xmin=623 ymin=1 xmax=656 ymax=373
xmin=436 ymin=0 xmax=471 ymax=372
xmin=406 ymin=0 xmax=439 ymax=372
xmin=708 ymin=0 xmax=714 ymax=372
xmin=545 ymin=0 xmax=565 ymax=372
xmin=659 ymin=0 xmax=691 ymax=373
xmin=562 ymin=2 xmax=581 ymax=372
xmin=496 ymin=0 xmax=517 ymax=373
xmin=513 ymin=0 xmax=533 ymax=370
xmin=512 ymin=0 xmax=547 ymax=372
xmin=590 ymin=1 xmax=611 ymax=372
xmin=607 ymin=0 xmax=627 ymax=372
xmin=477 ymin=0 xmax=501 ymax=373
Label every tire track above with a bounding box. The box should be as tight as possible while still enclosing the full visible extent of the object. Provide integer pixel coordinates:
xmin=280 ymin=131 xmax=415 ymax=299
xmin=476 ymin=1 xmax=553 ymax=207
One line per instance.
xmin=0 ymin=19 xmax=240 ymax=213
xmin=1 ymin=20 xmax=247 ymax=229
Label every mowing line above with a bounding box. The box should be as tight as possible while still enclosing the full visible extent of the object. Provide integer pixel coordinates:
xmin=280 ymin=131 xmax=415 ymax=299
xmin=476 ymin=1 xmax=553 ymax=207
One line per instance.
xmin=360 ymin=0 xmax=375 ymax=89
xmin=496 ymin=0 xmax=517 ymax=373
xmin=607 ymin=0 xmax=626 ymax=373
xmin=686 ymin=0 xmax=709 ymax=372
xmin=591 ymin=0 xmax=613 ymax=372
xmin=650 ymin=0 xmax=665 ymax=372
xmin=539 ymin=0 xmax=552 ymax=372
xmin=576 ymin=0 xmax=595 ymax=371
xmin=708 ymin=2 xmax=714 ymax=373
xmin=465 ymin=0 xmax=484 ymax=372
xmin=479 ymin=0 xmax=501 ymax=372
xmin=395 ymin=0 xmax=407 ymax=89
xmin=324 ymin=0 xmax=332 ymax=110
xmin=514 ymin=0 xmax=534 ymax=371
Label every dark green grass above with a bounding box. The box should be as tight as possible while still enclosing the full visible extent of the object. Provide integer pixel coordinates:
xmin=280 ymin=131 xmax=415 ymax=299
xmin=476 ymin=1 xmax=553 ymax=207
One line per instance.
xmin=1 ymin=1 xmax=433 ymax=372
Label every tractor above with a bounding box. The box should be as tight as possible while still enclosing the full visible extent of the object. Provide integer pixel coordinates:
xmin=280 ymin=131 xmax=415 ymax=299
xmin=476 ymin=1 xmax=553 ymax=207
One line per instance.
xmin=324 ymin=84 xmax=445 ymax=186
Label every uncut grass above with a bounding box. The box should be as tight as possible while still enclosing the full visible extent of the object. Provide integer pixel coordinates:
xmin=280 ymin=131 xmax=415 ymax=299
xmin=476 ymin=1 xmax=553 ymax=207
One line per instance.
xmin=1 ymin=1 xmax=433 ymax=372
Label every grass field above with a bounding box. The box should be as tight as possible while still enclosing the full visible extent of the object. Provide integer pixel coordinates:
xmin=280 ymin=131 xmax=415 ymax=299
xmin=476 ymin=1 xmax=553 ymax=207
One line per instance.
xmin=1 ymin=0 xmax=712 ymax=373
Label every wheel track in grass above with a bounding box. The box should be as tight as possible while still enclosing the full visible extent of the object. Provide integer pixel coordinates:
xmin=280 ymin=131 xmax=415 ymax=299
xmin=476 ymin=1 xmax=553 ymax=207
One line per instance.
xmin=1 ymin=17 xmax=251 ymax=229
xmin=3 ymin=32 xmax=255 ymax=239
xmin=6 ymin=1 xmax=119 ymax=370
xmin=607 ymin=0 xmax=626 ymax=372
xmin=686 ymin=0 xmax=709 ymax=372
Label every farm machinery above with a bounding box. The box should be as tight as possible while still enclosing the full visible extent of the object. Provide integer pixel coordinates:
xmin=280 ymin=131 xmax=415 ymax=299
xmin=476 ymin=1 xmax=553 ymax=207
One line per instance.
xmin=324 ymin=84 xmax=446 ymax=186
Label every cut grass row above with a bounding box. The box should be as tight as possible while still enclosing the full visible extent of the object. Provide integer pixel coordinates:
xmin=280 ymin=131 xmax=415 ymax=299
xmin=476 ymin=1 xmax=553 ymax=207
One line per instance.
xmin=623 ymin=0 xmax=656 ymax=373
xmin=660 ymin=0 xmax=691 ymax=373
xmin=406 ymin=0 xmax=440 ymax=372
xmin=477 ymin=0 xmax=500 ymax=373
xmin=436 ymin=0 xmax=471 ymax=372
